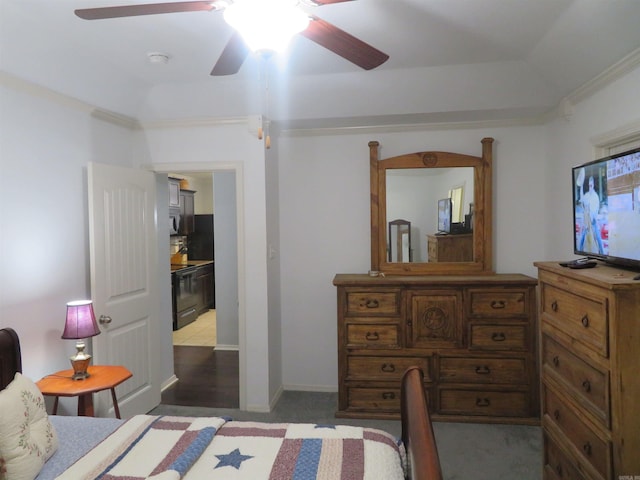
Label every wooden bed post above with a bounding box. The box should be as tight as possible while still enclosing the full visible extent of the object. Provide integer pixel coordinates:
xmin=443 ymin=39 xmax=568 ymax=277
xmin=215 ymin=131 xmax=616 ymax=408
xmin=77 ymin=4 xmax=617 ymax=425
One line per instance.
xmin=401 ymin=366 xmax=443 ymax=480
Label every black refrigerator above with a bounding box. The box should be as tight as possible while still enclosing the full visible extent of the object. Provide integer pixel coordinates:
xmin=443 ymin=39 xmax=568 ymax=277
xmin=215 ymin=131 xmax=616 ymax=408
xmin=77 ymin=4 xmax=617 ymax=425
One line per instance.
xmin=188 ymin=214 xmax=215 ymax=310
xmin=189 ymin=214 xmax=214 ymax=260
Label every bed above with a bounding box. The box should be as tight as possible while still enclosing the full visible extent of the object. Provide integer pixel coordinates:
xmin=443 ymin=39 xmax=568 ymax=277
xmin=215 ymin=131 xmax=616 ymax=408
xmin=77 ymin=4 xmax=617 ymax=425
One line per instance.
xmin=0 ymin=327 xmax=442 ymax=480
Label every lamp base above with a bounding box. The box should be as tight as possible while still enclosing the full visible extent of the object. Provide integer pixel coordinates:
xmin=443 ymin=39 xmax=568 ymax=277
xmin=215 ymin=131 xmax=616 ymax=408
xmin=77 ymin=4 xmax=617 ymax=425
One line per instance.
xmin=69 ymin=340 xmax=92 ymax=380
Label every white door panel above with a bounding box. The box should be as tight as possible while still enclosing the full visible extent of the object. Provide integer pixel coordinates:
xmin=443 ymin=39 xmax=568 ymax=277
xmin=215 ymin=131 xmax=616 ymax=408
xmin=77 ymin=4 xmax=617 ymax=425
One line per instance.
xmin=88 ymin=162 xmax=160 ymax=417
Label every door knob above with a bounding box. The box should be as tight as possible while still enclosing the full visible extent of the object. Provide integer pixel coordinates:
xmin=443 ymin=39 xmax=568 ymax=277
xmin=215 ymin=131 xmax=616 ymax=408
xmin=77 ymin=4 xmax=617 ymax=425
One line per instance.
xmin=99 ymin=315 xmax=112 ymax=325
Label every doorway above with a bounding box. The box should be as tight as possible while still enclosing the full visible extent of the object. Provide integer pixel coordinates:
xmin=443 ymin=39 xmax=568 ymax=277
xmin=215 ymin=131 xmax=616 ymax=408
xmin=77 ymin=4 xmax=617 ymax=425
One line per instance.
xmin=158 ymin=167 xmax=242 ymax=409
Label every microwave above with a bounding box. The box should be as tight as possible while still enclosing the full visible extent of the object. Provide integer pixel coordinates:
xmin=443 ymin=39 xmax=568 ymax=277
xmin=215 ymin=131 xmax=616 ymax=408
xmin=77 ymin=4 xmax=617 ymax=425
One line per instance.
xmin=169 ymin=210 xmax=181 ymax=235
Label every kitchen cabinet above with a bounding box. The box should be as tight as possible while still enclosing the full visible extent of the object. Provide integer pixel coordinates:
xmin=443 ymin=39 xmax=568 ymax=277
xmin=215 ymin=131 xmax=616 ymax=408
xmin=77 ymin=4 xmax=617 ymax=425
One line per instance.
xmin=168 ymin=177 xmax=181 ymax=207
xmin=179 ymin=189 xmax=195 ymax=235
xmin=196 ymin=263 xmax=215 ymax=313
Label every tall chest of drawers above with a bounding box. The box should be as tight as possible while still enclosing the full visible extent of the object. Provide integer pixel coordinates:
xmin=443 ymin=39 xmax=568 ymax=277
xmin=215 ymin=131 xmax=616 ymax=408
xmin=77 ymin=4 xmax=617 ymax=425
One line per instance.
xmin=535 ymin=262 xmax=640 ymax=480
xmin=333 ymin=273 xmax=539 ymax=424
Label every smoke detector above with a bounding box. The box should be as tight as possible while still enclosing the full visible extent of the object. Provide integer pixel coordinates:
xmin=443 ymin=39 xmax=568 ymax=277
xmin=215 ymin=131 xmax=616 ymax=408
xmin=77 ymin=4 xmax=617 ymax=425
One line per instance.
xmin=147 ymin=52 xmax=170 ymax=64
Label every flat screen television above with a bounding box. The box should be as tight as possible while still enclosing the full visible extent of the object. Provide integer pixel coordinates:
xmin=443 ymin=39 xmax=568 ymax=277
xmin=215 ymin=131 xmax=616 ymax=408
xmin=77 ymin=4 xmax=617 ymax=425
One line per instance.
xmin=437 ymin=197 xmax=452 ymax=233
xmin=572 ymin=146 xmax=640 ymax=270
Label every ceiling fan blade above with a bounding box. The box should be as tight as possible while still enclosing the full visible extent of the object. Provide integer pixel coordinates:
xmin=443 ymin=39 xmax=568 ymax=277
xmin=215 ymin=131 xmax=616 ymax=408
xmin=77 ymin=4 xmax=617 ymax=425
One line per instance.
xmin=211 ymin=31 xmax=250 ymax=76
xmin=300 ymin=16 xmax=389 ymax=70
xmin=75 ymin=1 xmax=219 ymax=20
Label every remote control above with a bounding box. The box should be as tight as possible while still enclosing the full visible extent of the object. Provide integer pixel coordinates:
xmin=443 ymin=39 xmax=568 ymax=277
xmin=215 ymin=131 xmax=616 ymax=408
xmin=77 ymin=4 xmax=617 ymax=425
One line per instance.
xmin=559 ymin=258 xmax=592 ymax=267
xmin=567 ymin=261 xmax=597 ymax=269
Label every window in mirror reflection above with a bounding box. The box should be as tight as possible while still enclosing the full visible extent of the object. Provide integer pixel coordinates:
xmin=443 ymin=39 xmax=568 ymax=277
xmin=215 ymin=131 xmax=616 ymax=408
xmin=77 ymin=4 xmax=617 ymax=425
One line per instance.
xmin=386 ymin=168 xmax=474 ymax=263
xmin=449 ymin=185 xmax=465 ymax=223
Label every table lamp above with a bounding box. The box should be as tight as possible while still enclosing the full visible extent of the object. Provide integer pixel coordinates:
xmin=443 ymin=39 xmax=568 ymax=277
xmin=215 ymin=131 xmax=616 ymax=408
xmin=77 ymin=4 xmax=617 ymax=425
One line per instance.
xmin=61 ymin=300 xmax=101 ymax=380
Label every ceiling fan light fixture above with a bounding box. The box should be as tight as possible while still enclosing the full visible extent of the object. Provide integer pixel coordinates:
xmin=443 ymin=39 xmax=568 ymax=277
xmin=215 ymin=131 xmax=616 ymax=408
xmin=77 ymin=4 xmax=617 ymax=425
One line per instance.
xmin=223 ymin=0 xmax=310 ymax=53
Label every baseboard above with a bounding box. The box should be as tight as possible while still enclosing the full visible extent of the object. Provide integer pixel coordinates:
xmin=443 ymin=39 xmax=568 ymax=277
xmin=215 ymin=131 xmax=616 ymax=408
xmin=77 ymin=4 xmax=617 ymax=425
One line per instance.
xmin=161 ymin=374 xmax=179 ymax=392
xmin=282 ymin=384 xmax=338 ymax=393
xmin=213 ymin=344 xmax=239 ymax=351
xmin=269 ymin=385 xmax=284 ymax=411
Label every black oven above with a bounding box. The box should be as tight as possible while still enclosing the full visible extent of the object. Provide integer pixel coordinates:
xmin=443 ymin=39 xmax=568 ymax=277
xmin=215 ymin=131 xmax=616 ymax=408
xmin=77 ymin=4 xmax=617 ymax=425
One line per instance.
xmin=172 ymin=266 xmax=199 ymax=330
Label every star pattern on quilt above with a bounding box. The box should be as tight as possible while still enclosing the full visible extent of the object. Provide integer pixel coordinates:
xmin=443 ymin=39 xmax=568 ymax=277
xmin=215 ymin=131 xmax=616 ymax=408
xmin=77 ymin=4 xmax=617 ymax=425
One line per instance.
xmin=314 ymin=424 xmax=337 ymax=429
xmin=215 ymin=448 xmax=254 ymax=470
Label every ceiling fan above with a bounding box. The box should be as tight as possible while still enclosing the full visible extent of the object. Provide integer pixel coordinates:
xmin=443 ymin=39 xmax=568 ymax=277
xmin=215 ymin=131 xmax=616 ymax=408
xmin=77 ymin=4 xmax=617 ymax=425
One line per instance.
xmin=74 ymin=0 xmax=389 ymax=76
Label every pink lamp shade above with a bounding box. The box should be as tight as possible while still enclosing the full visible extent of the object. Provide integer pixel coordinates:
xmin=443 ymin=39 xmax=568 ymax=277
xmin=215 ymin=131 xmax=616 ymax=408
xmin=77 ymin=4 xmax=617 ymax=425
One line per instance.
xmin=61 ymin=300 xmax=101 ymax=380
xmin=61 ymin=300 xmax=100 ymax=340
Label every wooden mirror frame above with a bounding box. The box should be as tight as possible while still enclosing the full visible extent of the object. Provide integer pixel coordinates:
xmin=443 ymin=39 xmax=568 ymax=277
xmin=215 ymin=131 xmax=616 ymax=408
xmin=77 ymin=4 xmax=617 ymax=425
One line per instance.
xmin=370 ymin=138 xmax=494 ymax=275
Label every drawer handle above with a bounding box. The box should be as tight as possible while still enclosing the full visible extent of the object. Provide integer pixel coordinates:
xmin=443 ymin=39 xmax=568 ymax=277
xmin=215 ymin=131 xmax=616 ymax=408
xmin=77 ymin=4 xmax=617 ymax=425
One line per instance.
xmin=365 ymin=332 xmax=380 ymax=341
xmin=491 ymin=332 xmax=506 ymax=342
xmin=381 ymin=363 xmax=396 ymax=373
xmin=553 ymin=409 xmax=561 ymax=421
xmin=581 ymin=315 xmax=589 ymax=328
xmin=490 ymin=300 xmax=506 ymax=309
xmin=582 ymin=442 xmax=592 ymax=456
xmin=475 ymin=397 xmax=490 ymax=407
xmin=582 ymin=380 xmax=591 ymax=393
xmin=364 ymin=299 xmax=380 ymax=309
xmin=475 ymin=366 xmax=491 ymax=375
xmin=382 ymin=392 xmax=396 ymax=400
xmin=552 ymin=355 xmax=560 ymax=367
xmin=551 ymin=300 xmax=558 ymax=312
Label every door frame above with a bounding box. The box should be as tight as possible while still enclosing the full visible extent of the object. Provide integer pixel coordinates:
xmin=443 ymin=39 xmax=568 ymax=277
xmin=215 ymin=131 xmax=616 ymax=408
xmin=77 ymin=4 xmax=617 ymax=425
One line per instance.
xmin=150 ymin=162 xmax=247 ymax=410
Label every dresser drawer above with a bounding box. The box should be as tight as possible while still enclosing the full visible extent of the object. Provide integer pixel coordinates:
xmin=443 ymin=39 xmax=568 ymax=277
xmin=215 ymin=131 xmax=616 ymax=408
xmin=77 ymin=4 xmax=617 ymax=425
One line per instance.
xmin=346 ymin=386 xmax=403 ymax=412
xmin=345 ymin=289 xmax=401 ymax=316
xmin=543 ymin=385 xmax=611 ymax=479
xmin=468 ymin=289 xmax=530 ymax=317
xmin=544 ymin=433 xmax=586 ymax=480
xmin=469 ymin=324 xmax=528 ymax=350
xmin=439 ymin=388 xmax=530 ymax=417
xmin=439 ymin=356 xmax=528 ymax=384
xmin=542 ymin=335 xmax=609 ymax=428
xmin=347 ymin=356 xmax=431 ymax=381
xmin=427 ymin=239 xmax=437 ymax=261
xmin=540 ymin=283 xmax=608 ymax=357
xmin=346 ymin=324 xmax=400 ymax=348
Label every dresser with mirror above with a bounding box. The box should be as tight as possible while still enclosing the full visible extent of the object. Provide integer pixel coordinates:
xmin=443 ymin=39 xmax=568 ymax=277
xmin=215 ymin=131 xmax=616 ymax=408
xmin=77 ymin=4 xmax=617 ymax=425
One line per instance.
xmin=334 ymin=138 xmax=540 ymax=424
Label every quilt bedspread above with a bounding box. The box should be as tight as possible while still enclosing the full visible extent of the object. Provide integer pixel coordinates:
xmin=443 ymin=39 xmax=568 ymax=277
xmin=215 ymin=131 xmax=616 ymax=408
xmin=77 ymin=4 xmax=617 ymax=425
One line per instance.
xmin=55 ymin=415 xmax=407 ymax=480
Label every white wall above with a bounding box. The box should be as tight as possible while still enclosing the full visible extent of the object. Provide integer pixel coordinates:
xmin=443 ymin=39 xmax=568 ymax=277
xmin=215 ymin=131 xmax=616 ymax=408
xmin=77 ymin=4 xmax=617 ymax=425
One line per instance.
xmin=265 ymin=142 xmax=283 ymax=404
xmin=544 ymin=67 xmax=640 ymax=263
xmin=213 ymin=171 xmax=239 ymax=348
xmin=276 ymin=127 xmax=545 ymax=390
xmin=0 ymin=80 xmax=136 ymax=412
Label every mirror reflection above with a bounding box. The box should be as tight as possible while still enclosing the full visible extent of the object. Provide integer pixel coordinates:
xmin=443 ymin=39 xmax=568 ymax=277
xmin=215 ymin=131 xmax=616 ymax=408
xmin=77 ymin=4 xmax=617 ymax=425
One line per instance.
xmin=386 ymin=167 xmax=474 ymax=263
xmin=388 ymin=219 xmax=411 ymax=262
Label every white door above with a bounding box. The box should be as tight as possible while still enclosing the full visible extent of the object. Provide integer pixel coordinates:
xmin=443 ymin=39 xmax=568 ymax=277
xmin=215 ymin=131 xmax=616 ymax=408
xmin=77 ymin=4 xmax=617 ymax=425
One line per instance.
xmin=88 ymin=162 xmax=161 ymax=417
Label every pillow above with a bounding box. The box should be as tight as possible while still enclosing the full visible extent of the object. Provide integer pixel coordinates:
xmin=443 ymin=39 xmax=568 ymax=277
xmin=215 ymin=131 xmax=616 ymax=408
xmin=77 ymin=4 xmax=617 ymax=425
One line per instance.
xmin=0 ymin=372 xmax=58 ymax=480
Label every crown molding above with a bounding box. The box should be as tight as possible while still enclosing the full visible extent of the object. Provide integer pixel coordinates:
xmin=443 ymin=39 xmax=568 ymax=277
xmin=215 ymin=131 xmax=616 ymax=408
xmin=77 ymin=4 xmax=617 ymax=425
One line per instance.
xmin=136 ymin=116 xmax=250 ymax=130
xmin=91 ymin=109 xmax=139 ymax=129
xmin=551 ymin=47 xmax=640 ymax=122
xmin=4 ymin=45 xmax=639 ymax=136
xmin=567 ymin=47 xmax=640 ymax=107
xmin=1 ymin=71 xmax=139 ymax=129
xmin=1 ymin=71 xmax=93 ymax=114
xmin=279 ymin=115 xmax=546 ymax=137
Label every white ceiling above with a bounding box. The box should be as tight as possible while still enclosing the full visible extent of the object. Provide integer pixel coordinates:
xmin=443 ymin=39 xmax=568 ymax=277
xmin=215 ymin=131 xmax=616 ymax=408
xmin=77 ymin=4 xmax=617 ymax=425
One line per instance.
xmin=2 ymin=0 xmax=640 ymax=128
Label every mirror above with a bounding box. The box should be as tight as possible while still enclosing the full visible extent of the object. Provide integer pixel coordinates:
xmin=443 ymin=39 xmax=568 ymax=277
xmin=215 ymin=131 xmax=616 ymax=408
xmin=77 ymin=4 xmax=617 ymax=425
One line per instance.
xmin=369 ymin=138 xmax=494 ymax=275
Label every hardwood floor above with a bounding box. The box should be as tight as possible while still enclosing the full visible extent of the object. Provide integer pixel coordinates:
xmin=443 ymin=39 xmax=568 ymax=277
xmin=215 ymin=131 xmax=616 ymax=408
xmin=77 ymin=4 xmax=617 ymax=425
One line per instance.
xmin=161 ymin=346 xmax=239 ymax=408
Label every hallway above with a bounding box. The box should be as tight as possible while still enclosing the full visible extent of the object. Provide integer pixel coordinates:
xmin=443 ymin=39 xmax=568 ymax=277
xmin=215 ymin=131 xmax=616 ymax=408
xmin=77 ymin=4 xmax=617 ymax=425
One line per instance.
xmin=162 ymin=311 xmax=239 ymax=408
